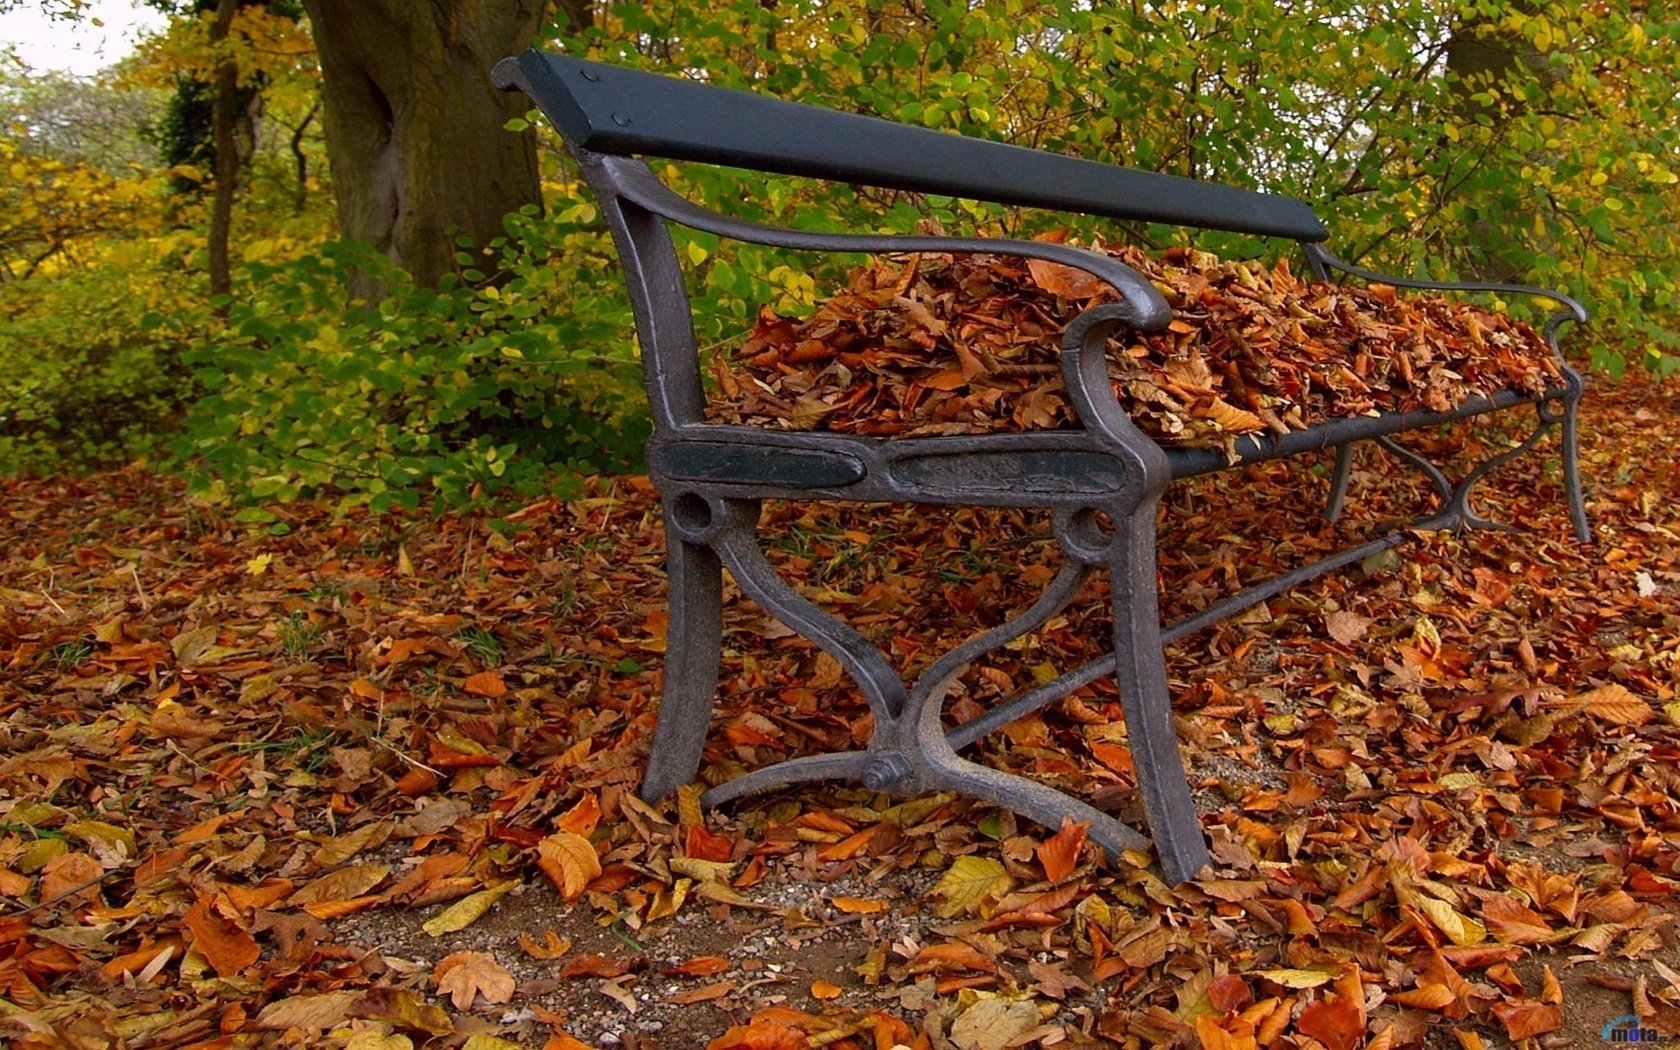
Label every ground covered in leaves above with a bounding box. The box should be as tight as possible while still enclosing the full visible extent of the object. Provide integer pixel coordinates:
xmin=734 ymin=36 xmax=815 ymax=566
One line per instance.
xmin=2 ymin=369 xmax=1678 ymax=1050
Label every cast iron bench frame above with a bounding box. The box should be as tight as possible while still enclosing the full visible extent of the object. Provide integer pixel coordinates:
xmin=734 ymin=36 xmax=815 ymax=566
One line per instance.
xmin=495 ymin=51 xmax=1590 ymax=884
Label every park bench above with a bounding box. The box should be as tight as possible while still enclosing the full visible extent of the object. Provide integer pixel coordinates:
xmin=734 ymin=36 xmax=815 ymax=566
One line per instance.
xmin=494 ymin=51 xmax=1591 ymax=884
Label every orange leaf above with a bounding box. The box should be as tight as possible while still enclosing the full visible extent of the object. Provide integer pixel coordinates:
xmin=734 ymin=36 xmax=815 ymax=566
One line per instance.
xmin=922 ymin=370 xmax=969 ymax=391
xmin=665 ymin=955 xmax=732 ymax=977
xmin=1577 ymin=683 xmax=1653 ymax=725
xmin=463 ymin=670 xmax=507 ymax=698
xmin=830 ymin=896 xmax=889 ymax=915
xmin=536 ymin=832 xmax=601 ymax=902
xmin=684 ymin=824 xmax=735 ymax=862
xmin=223 ymin=878 xmax=295 ymax=911
xmin=1481 ymin=895 xmax=1556 ymax=945
xmin=1195 ymin=1015 xmax=1259 ymax=1050
xmin=815 ymin=825 xmax=880 ymax=861
xmin=183 ymin=892 xmax=260 ymax=977
xmin=1089 ymin=740 xmax=1134 ymax=775
xmin=906 ymin=941 xmax=996 ymax=975
xmin=1297 ymin=992 xmax=1362 ymax=1050
xmin=1490 ymin=999 xmax=1563 ymax=1040
xmin=1036 ymin=817 xmax=1088 ymax=883
xmin=301 ymin=895 xmax=382 ymax=920
xmin=810 ymin=979 xmax=842 ymax=1000
xmin=557 ymin=792 xmax=602 ymax=837
xmin=706 ymin=1020 xmax=808 ymax=1050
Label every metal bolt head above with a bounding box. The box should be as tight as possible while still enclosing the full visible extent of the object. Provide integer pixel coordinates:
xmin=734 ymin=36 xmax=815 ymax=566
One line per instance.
xmin=610 ymin=112 xmax=632 ymax=127
xmin=580 ymin=69 xmax=600 ymax=82
xmin=861 ymin=753 xmax=911 ymax=792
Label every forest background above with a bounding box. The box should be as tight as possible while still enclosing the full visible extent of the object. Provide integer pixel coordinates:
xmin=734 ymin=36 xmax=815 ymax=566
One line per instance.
xmin=1 ymin=0 xmax=1676 ymax=508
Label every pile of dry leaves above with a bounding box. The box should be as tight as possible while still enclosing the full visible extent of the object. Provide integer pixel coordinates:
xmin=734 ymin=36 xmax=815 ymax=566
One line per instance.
xmin=711 ymin=239 xmax=1564 ymax=449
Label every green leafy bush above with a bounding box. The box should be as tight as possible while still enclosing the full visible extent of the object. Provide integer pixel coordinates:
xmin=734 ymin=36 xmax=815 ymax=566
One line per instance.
xmin=0 ymin=261 xmax=203 ymax=474
xmin=175 ymin=206 xmax=650 ymax=511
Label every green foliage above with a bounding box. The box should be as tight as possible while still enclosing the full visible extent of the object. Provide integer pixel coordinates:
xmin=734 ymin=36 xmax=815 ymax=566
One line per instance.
xmin=552 ymin=0 xmax=1680 ymax=374
xmin=174 ymin=207 xmax=648 ymax=512
xmin=0 ymin=258 xmax=207 ymax=474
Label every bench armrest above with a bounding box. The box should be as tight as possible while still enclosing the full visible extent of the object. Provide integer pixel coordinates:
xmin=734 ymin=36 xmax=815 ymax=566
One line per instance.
xmin=594 ymin=153 xmax=1173 ymax=334
xmin=1305 ymin=246 xmax=1588 ymax=356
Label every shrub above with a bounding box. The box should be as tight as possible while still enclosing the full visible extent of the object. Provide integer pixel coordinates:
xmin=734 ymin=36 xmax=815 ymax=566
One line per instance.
xmin=174 ymin=208 xmax=651 ymax=511
xmin=0 ymin=261 xmax=203 ymax=474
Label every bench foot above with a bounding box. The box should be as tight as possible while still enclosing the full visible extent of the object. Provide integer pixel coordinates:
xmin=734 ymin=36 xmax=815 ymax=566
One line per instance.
xmin=640 ymin=505 xmax=724 ymax=803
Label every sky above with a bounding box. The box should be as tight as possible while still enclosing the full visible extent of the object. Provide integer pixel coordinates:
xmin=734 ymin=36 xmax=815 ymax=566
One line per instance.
xmin=0 ymin=0 xmax=168 ymax=76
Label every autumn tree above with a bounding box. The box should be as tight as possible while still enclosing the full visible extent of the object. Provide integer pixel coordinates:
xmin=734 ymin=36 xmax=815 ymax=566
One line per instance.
xmin=297 ymin=0 xmax=549 ymax=289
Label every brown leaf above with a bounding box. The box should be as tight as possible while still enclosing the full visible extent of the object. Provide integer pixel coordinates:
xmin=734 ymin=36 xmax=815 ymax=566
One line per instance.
xmin=1027 ymin=257 xmax=1109 ymax=300
xmin=1325 ymin=610 xmax=1372 ymax=645
xmin=561 ymin=954 xmax=632 ymax=979
xmin=183 ymin=891 xmax=260 ymax=977
xmin=668 ymin=980 xmax=737 ymax=1004
xmin=520 ymin=930 xmax=572 ymax=960
xmin=434 ymin=950 xmax=515 ymax=1010
xmin=290 ymin=862 xmax=390 ymax=905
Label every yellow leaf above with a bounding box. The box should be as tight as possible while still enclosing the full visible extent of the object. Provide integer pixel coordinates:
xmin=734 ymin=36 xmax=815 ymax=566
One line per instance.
xmin=1252 ymin=968 xmax=1338 ymax=989
xmin=421 ymin=879 xmax=519 ymax=936
xmin=245 ymin=553 xmax=272 ymax=575
xmin=931 ymin=855 xmax=1014 ymax=919
xmin=1415 ymin=896 xmax=1487 ymax=947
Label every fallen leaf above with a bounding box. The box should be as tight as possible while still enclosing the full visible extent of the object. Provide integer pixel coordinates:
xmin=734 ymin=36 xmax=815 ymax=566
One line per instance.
xmin=1036 ymin=817 xmax=1087 ymax=883
xmin=830 ymin=896 xmax=888 ymax=914
xmin=434 ymin=950 xmax=516 ymax=1010
xmin=536 ymin=832 xmax=601 ymax=903
xmin=1491 ymin=999 xmax=1563 ymax=1040
xmin=463 ymin=670 xmax=506 ymax=697
xmin=948 ymin=994 xmax=1040 ymax=1050
xmin=931 ymin=856 xmax=1014 ymax=919
xmin=183 ymin=892 xmax=260 ymax=977
xmin=253 ymin=990 xmax=361 ymax=1030
xmin=422 ymin=879 xmax=518 ymax=936
xmin=1577 ymin=683 xmax=1654 ymax=725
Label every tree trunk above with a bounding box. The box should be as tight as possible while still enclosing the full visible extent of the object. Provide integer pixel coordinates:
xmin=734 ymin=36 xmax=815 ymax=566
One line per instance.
xmin=299 ymin=0 xmax=548 ymax=290
xmin=208 ymin=0 xmax=239 ymax=310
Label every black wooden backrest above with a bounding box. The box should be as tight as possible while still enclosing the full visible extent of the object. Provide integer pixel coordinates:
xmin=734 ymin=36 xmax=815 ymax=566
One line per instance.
xmin=494 ymin=50 xmax=1329 ymax=242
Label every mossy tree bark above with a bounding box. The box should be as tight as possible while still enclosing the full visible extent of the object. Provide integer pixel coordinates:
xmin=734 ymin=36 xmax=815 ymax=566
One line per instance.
xmin=299 ymin=0 xmax=549 ymax=290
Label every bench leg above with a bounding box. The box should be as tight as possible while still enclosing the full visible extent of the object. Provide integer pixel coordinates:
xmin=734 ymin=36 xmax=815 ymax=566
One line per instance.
xmin=1556 ymin=378 xmax=1592 ymax=542
xmin=1324 ymin=442 xmax=1355 ymax=523
xmin=1104 ymin=502 xmax=1211 ymax=885
xmin=641 ymin=513 xmax=724 ymax=803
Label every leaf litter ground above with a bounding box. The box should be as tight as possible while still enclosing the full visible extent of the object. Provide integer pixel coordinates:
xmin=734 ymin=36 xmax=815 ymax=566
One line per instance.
xmin=1 ymin=370 xmax=1678 ymax=1049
